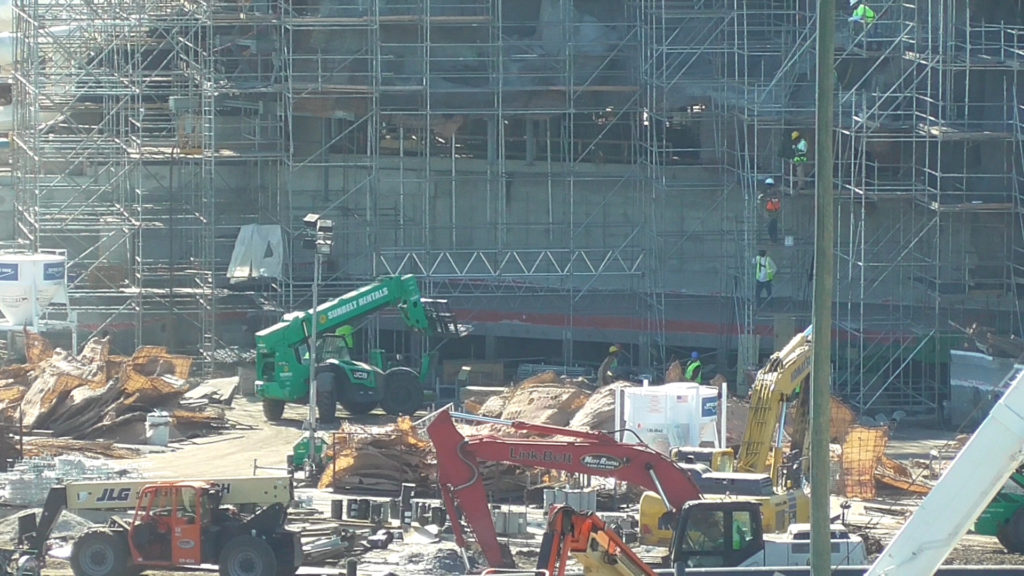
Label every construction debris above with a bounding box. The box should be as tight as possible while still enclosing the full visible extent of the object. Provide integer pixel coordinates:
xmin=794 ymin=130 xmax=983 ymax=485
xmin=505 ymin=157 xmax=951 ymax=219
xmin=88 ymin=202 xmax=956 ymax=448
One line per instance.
xmin=319 ymin=418 xmax=435 ymax=493
xmin=0 ymin=456 xmax=141 ymax=507
xmin=458 ymin=386 xmax=506 ymax=415
xmin=22 ymin=439 xmax=142 ymax=460
xmin=875 ymin=455 xmax=932 ymax=494
xmin=665 ymin=359 xmax=684 ymax=383
xmin=960 ymin=322 xmax=1024 ymax=360
xmin=0 ymin=332 xmax=235 ymax=448
xmin=181 ymin=376 xmax=239 ymax=406
xmin=840 ymin=426 xmax=890 ymax=499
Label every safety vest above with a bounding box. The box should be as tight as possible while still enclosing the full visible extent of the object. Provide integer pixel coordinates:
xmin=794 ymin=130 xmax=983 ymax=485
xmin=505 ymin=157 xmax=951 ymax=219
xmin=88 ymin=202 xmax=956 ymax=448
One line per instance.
xmin=766 ymin=198 xmax=781 ymax=213
xmin=853 ymin=4 xmax=876 ymax=24
xmin=755 ymin=256 xmax=776 ymax=282
xmin=793 ymin=139 xmax=808 ymax=163
xmin=685 ymin=360 xmax=702 ymax=381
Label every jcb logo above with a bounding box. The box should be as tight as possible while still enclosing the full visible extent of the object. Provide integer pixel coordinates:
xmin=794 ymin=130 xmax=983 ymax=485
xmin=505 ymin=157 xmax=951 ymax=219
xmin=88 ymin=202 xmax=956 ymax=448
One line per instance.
xmin=97 ymin=488 xmax=132 ymax=503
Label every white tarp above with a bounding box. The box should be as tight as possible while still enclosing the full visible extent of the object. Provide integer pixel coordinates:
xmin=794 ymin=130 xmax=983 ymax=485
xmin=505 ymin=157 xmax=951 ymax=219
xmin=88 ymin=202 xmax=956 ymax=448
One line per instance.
xmin=226 ymin=224 xmax=284 ymax=283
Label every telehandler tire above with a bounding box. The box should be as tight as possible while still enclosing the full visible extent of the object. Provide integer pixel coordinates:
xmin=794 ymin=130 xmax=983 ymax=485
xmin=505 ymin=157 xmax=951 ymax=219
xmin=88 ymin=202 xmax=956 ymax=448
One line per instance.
xmin=218 ymin=535 xmax=277 ymax=576
xmin=381 ymin=367 xmax=424 ymax=416
xmin=998 ymin=509 xmax=1024 ymax=553
xmin=316 ymin=372 xmax=338 ymax=423
xmin=262 ymin=399 xmax=285 ymax=421
xmin=70 ymin=529 xmax=130 ymax=576
xmin=340 ymin=401 xmax=377 ymax=415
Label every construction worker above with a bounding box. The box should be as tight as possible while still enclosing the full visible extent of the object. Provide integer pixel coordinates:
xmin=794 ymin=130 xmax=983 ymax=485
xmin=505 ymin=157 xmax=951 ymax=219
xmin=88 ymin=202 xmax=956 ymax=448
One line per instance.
xmin=753 ymin=249 xmax=777 ymax=308
xmin=849 ymin=0 xmax=877 ymax=51
xmin=790 ymin=131 xmax=808 ymax=192
xmin=685 ymin=351 xmax=702 ymax=383
xmin=334 ymin=325 xmax=354 ymax=361
xmin=598 ymin=344 xmax=621 ymax=388
xmin=764 ymin=178 xmax=781 ymax=244
xmin=849 ymin=0 xmax=876 ymax=25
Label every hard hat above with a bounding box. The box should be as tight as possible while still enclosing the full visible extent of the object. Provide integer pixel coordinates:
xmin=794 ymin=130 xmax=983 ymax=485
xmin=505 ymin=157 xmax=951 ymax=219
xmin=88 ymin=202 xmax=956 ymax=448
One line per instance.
xmin=765 ymin=177 xmax=775 ymax=186
xmin=609 ymin=345 xmax=621 ymax=354
xmin=849 ymin=0 xmax=859 ymax=5
xmin=691 ymin=351 xmax=700 ymax=360
xmin=791 ymin=131 xmax=801 ymax=140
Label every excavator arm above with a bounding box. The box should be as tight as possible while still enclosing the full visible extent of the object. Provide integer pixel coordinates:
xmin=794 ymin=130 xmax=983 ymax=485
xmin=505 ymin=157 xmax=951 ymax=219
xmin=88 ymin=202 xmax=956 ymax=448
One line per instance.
xmin=425 ymin=409 xmax=702 ymax=568
xmin=538 ymin=506 xmax=656 ymax=576
xmin=736 ymin=325 xmax=813 ymax=479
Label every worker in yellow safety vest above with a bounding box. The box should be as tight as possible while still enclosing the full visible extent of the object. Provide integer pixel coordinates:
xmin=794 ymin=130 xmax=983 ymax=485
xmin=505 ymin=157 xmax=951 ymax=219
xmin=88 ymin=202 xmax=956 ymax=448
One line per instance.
xmin=849 ymin=0 xmax=877 ymax=51
xmin=790 ymin=131 xmax=808 ymax=192
xmin=598 ymin=345 xmax=622 ymax=387
xmin=849 ymin=0 xmax=876 ymax=25
xmin=685 ymin=351 xmax=703 ymax=383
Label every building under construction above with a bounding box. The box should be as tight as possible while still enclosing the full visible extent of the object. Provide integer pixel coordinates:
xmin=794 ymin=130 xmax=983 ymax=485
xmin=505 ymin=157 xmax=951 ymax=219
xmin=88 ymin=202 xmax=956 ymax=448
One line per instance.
xmin=5 ymin=0 xmax=1023 ymax=417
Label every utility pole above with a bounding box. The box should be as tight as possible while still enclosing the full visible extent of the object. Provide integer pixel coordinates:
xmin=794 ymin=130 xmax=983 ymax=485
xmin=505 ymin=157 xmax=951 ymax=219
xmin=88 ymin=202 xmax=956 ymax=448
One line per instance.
xmin=811 ymin=0 xmax=836 ymax=574
xmin=306 ymin=248 xmax=320 ymax=477
xmin=302 ymin=213 xmax=334 ymax=478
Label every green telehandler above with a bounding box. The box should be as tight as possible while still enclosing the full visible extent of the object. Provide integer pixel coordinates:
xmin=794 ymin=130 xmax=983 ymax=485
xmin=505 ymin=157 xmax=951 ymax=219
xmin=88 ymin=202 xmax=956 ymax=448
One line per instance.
xmin=254 ymin=275 xmax=470 ymax=421
xmin=975 ymin=466 xmax=1024 ymax=553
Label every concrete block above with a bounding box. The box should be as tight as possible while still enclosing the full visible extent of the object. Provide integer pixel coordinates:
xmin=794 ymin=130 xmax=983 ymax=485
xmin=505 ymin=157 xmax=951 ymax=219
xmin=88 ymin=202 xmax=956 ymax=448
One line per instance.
xmin=543 ymin=488 xmax=598 ymax=512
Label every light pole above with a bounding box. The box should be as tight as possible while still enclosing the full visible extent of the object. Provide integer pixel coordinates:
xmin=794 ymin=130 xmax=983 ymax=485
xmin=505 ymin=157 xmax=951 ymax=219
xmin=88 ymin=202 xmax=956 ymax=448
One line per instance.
xmin=301 ymin=213 xmax=333 ymax=477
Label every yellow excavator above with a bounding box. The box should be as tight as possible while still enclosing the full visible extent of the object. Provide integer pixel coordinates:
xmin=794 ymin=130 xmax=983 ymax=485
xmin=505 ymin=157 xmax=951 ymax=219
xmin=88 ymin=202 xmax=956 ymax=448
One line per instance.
xmin=640 ymin=326 xmax=815 ymax=546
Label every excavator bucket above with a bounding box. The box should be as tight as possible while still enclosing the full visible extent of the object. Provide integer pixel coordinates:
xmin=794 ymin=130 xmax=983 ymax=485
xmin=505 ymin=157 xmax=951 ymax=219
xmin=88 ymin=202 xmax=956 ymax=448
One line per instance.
xmin=421 ymin=298 xmax=472 ymax=338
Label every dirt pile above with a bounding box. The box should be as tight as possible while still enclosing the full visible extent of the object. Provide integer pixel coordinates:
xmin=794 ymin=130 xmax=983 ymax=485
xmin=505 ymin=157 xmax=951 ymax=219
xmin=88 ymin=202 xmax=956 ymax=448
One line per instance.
xmin=475 ymin=371 xmax=590 ymax=427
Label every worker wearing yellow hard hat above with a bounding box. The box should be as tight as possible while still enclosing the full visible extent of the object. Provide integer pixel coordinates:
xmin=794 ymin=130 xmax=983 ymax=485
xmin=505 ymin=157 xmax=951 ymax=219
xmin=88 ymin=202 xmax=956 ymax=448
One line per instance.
xmin=598 ymin=344 xmax=622 ymax=387
xmin=791 ymin=131 xmax=808 ymax=192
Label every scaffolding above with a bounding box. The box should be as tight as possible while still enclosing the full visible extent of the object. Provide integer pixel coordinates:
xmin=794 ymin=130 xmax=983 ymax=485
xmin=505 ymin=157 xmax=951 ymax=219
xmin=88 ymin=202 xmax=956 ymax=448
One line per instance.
xmin=12 ymin=0 xmax=287 ymax=373
xmin=833 ymin=0 xmax=1024 ymax=415
xmin=9 ymin=0 xmax=1024 ymax=412
xmin=275 ymin=0 xmax=657 ymax=366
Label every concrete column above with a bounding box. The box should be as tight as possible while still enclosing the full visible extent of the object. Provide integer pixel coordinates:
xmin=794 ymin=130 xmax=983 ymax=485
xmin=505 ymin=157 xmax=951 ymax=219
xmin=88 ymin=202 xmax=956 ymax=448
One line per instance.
xmin=484 ymin=334 xmax=498 ymax=360
xmin=525 ymin=119 xmax=536 ymax=164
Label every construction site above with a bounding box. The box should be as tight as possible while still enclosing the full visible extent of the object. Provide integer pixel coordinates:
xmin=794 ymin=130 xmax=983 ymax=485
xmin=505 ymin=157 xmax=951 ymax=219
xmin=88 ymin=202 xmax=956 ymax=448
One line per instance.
xmin=2 ymin=0 xmax=1024 ymax=421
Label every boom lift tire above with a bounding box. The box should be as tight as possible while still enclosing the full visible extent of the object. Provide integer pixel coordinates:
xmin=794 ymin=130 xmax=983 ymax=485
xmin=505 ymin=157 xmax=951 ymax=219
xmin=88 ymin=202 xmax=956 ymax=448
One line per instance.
xmin=315 ymin=371 xmax=337 ymax=423
xmin=262 ymin=399 xmax=285 ymax=421
xmin=381 ymin=367 xmax=424 ymax=416
xmin=218 ymin=535 xmax=278 ymax=576
xmin=998 ymin=509 xmax=1024 ymax=553
xmin=70 ymin=529 xmax=130 ymax=576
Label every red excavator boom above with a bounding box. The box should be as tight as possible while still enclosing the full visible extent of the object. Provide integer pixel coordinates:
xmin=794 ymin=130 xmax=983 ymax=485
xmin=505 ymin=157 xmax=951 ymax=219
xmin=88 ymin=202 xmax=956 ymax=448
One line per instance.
xmin=425 ymin=409 xmax=703 ymax=568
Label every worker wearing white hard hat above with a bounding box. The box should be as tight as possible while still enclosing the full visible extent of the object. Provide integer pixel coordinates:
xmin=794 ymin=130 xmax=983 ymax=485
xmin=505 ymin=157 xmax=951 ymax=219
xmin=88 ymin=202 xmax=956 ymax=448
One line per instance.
xmin=848 ymin=0 xmax=877 ymax=52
